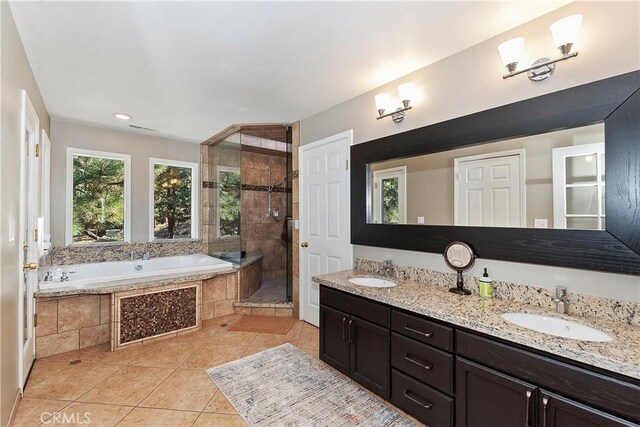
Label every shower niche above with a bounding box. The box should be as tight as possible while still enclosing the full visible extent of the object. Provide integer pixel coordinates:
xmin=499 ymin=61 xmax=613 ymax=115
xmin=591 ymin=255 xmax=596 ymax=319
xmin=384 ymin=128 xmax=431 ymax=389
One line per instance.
xmin=201 ymin=125 xmax=293 ymax=306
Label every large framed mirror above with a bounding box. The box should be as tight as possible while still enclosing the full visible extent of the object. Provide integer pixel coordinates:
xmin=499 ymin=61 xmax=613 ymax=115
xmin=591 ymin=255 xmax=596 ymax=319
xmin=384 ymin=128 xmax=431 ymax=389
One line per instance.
xmin=351 ymin=71 xmax=640 ymax=275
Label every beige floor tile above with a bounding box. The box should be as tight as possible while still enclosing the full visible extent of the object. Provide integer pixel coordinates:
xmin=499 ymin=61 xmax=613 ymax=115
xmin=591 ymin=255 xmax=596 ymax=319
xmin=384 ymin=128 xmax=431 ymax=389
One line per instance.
xmin=25 ymin=364 xmax=121 ymax=401
xmin=11 ymin=398 xmax=69 ymax=427
xmin=51 ymin=402 xmax=133 ymax=427
xmin=77 ymin=366 xmax=173 ymax=406
xmin=193 ymin=413 xmax=246 ymax=427
xmin=203 ymin=391 xmax=236 ymax=414
xmin=180 ymin=344 xmax=246 ymax=370
xmin=205 ymin=330 xmax=257 ymax=346
xmin=242 ymin=345 xmax=279 ymax=357
xmin=139 ymin=369 xmax=218 ymax=412
xmin=116 ymin=407 xmax=199 ymax=427
xmin=80 ymin=344 xmax=148 ymax=366
xmin=296 ymin=345 xmax=320 ymax=359
xmin=44 ymin=346 xmax=98 ymax=363
xmin=24 ymin=359 xmax=70 ymax=389
xmin=127 ymin=342 xmax=198 ymax=369
xmin=296 ymin=323 xmax=319 ymax=349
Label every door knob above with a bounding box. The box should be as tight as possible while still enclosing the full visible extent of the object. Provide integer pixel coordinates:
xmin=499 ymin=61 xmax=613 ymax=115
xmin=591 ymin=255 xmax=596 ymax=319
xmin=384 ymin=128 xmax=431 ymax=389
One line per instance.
xmin=23 ymin=262 xmax=38 ymax=270
xmin=301 ymin=242 xmax=309 ymax=248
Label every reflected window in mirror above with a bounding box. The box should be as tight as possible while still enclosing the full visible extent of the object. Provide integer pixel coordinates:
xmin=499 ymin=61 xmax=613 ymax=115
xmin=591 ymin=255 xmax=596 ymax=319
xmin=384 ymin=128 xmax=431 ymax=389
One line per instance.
xmin=367 ymin=123 xmax=605 ymax=230
xmin=150 ymin=158 xmax=198 ymax=241
xmin=217 ymin=166 xmax=241 ymax=238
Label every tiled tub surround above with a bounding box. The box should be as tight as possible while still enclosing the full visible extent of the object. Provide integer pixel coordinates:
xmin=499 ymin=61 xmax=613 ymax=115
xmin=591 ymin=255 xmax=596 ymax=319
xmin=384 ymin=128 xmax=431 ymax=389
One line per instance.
xmin=355 ymin=258 xmax=640 ymax=326
xmin=35 ymin=295 xmax=111 ymax=357
xmin=43 ymin=240 xmax=202 ymax=266
xmin=313 ymin=267 xmax=640 ymax=380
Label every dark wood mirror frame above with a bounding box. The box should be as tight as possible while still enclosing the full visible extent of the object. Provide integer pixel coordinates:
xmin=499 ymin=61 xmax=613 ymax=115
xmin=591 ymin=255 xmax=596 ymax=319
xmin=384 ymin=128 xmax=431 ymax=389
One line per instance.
xmin=351 ymin=71 xmax=640 ymax=275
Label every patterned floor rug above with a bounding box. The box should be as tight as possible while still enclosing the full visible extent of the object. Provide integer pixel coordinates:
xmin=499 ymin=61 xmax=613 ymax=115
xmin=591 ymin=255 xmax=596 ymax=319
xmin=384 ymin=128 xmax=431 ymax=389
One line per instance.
xmin=207 ymin=344 xmax=416 ymax=427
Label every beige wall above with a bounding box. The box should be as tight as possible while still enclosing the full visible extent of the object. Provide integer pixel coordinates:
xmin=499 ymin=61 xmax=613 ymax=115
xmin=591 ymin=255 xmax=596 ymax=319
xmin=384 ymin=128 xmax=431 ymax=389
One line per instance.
xmin=300 ymin=1 xmax=640 ymax=302
xmin=0 ymin=2 xmax=51 ymax=424
xmin=371 ymin=124 xmax=604 ymax=228
xmin=50 ymin=120 xmax=200 ymax=245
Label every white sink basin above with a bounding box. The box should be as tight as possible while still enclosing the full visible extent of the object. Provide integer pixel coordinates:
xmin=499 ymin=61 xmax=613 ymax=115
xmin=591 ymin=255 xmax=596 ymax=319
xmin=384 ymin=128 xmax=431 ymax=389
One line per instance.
xmin=501 ymin=312 xmax=613 ymax=342
xmin=349 ymin=277 xmax=397 ymax=288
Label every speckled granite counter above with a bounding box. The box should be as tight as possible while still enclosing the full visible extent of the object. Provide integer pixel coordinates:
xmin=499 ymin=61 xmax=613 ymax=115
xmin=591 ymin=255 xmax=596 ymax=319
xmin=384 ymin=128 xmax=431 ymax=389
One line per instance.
xmin=313 ymin=270 xmax=640 ymax=380
xmin=35 ymin=267 xmax=237 ymax=297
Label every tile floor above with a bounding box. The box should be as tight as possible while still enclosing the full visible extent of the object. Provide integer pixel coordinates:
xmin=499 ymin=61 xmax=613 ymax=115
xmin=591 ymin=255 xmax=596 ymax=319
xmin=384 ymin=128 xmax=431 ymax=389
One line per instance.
xmin=242 ymin=277 xmax=287 ymax=304
xmin=13 ymin=315 xmax=416 ymax=427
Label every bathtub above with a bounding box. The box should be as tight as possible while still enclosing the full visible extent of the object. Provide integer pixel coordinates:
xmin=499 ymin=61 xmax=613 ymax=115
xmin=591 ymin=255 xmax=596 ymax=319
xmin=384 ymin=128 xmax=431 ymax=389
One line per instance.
xmin=39 ymin=253 xmax=234 ymax=290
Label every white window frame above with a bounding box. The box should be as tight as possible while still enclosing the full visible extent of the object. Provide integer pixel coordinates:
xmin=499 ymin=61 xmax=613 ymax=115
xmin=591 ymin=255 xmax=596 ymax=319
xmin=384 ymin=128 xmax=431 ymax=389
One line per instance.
xmin=149 ymin=158 xmax=199 ymax=241
xmin=66 ymin=147 xmax=131 ymax=246
xmin=216 ymin=165 xmax=241 ymax=238
xmin=372 ymin=166 xmax=407 ymax=224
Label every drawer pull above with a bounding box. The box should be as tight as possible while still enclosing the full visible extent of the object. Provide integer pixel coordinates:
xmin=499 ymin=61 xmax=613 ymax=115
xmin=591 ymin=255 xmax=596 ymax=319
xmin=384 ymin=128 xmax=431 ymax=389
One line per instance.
xmin=341 ymin=317 xmax=348 ymax=341
xmin=348 ymin=319 xmax=356 ymax=344
xmin=404 ymin=390 xmax=433 ymax=409
xmin=542 ymin=396 xmax=549 ymax=427
xmin=404 ymin=325 xmax=433 ymax=338
xmin=525 ymin=390 xmax=532 ymax=427
xmin=404 ymin=353 xmax=433 ymax=370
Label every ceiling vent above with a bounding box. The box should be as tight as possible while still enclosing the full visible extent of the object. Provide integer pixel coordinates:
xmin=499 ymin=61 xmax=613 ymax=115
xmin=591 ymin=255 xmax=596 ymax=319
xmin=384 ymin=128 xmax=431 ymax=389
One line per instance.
xmin=129 ymin=124 xmax=155 ymax=132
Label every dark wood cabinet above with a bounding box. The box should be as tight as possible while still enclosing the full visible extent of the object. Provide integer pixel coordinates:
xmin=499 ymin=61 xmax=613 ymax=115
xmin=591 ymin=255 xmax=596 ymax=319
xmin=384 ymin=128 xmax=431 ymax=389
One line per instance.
xmin=456 ymin=357 xmax=536 ymax=427
xmin=540 ymin=390 xmax=636 ymax=427
xmin=319 ymin=287 xmax=390 ymax=398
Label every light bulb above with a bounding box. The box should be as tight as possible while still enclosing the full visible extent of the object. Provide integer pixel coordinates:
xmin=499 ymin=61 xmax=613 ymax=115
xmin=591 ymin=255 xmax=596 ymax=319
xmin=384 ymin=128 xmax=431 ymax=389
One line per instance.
xmin=375 ymin=93 xmax=390 ymax=115
xmin=550 ymin=14 xmax=582 ymax=52
xmin=498 ymin=37 xmax=525 ymax=70
xmin=397 ymin=83 xmax=416 ymax=102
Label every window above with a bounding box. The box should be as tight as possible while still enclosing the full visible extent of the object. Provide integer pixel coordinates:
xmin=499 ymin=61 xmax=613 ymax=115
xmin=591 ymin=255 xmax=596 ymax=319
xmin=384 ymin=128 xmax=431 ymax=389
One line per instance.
xmin=66 ymin=148 xmax=131 ymax=245
xmin=217 ymin=166 xmax=241 ymax=237
xmin=372 ymin=166 xmax=406 ymax=224
xmin=150 ymin=159 xmax=198 ymax=240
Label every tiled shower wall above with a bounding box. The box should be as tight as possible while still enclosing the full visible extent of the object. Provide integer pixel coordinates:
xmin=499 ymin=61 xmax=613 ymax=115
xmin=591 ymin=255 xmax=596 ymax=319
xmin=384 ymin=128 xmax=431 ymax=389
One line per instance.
xmin=241 ymin=148 xmax=288 ymax=280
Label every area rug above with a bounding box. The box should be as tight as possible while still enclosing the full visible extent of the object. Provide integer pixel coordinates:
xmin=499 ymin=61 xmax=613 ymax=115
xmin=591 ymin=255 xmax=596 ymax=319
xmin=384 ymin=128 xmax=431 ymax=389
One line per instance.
xmin=207 ymin=343 xmax=416 ymax=426
xmin=227 ymin=315 xmax=295 ymax=335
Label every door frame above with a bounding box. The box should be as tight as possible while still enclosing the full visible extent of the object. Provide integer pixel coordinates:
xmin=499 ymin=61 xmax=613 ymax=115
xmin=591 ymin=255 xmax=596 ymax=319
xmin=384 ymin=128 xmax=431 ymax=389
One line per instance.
xmin=18 ymin=90 xmax=40 ymax=390
xmin=453 ymin=148 xmax=526 ymax=226
xmin=372 ymin=166 xmax=407 ymax=224
xmin=298 ymin=130 xmax=353 ymax=323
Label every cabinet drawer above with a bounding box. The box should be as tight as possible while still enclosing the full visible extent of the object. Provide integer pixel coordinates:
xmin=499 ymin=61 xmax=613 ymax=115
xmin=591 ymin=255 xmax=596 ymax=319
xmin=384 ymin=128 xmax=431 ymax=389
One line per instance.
xmin=391 ymin=333 xmax=453 ymax=395
xmin=391 ymin=369 xmax=453 ymax=427
xmin=392 ymin=310 xmax=452 ymax=351
xmin=320 ymin=286 xmax=389 ymax=327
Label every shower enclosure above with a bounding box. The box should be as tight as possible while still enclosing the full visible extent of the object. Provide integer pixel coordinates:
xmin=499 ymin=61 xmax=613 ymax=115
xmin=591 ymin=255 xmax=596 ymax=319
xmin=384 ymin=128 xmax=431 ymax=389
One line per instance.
xmin=201 ymin=125 xmax=293 ymax=304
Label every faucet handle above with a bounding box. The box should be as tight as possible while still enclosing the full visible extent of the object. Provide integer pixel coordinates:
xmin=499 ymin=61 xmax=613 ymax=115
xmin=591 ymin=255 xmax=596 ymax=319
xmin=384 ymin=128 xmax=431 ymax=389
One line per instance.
xmin=555 ymin=285 xmax=567 ymax=300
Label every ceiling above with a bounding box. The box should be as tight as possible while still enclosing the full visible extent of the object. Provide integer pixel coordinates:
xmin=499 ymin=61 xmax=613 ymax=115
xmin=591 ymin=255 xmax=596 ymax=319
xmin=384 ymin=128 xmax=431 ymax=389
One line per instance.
xmin=10 ymin=1 xmax=570 ymax=144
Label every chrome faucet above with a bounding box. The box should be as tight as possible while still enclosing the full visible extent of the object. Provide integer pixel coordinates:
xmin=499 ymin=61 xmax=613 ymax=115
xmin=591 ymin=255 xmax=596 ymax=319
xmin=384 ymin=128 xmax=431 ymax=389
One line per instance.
xmin=553 ymin=286 xmax=568 ymax=314
xmin=382 ymin=259 xmax=394 ymax=278
xmin=60 ymin=272 xmax=69 ymax=282
xmin=129 ymin=250 xmax=136 ymax=261
xmin=142 ymin=252 xmax=151 ymax=261
xmin=43 ymin=270 xmax=54 ymax=282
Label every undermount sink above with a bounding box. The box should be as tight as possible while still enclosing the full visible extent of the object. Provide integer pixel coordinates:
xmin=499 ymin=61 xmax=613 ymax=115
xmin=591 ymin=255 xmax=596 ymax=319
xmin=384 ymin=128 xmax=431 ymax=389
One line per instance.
xmin=501 ymin=312 xmax=613 ymax=342
xmin=348 ymin=277 xmax=397 ymax=288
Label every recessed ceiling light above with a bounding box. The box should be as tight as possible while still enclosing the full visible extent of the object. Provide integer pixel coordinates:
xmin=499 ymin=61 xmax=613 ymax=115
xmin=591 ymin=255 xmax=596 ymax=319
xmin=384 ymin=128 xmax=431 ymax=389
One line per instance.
xmin=113 ymin=113 xmax=132 ymax=120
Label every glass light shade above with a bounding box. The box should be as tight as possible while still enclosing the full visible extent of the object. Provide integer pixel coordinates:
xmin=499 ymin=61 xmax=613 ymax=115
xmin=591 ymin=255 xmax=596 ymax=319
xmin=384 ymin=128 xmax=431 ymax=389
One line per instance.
xmin=397 ymin=83 xmax=416 ymax=102
xmin=550 ymin=14 xmax=583 ymax=48
xmin=375 ymin=93 xmax=390 ymax=111
xmin=497 ymin=37 xmax=525 ymax=67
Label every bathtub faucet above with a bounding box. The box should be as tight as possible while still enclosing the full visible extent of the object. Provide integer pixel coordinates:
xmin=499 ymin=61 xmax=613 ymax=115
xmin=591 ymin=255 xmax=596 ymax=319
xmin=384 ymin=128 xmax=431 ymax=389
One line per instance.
xmin=129 ymin=250 xmax=136 ymax=261
xmin=142 ymin=252 xmax=151 ymax=261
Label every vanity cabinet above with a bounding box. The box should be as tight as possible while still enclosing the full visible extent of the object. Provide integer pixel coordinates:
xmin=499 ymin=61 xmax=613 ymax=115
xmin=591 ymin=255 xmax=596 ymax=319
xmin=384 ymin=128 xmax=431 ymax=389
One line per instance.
xmin=319 ymin=287 xmax=390 ymax=398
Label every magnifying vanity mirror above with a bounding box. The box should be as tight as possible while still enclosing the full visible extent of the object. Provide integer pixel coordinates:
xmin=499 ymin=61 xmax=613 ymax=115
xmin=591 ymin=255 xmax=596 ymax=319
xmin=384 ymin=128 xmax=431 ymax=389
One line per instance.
xmin=443 ymin=241 xmax=476 ymax=295
xmin=351 ymin=71 xmax=640 ymax=275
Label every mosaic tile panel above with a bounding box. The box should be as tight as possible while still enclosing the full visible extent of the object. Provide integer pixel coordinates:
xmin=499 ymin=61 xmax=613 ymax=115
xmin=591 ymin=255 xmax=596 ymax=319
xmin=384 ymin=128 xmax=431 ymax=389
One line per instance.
xmin=119 ymin=286 xmax=197 ymax=344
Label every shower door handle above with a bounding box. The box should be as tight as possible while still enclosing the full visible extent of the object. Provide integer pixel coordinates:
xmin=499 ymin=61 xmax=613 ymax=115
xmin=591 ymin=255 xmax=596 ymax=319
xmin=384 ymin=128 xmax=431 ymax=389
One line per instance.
xmin=300 ymin=242 xmax=309 ymax=248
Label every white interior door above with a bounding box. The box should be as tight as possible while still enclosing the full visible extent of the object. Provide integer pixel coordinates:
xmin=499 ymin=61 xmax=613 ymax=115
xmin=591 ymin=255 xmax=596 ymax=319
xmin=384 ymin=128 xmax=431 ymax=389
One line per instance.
xmin=299 ymin=130 xmax=352 ymax=326
xmin=19 ymin=90 xmax=40 ymax=389
xmin=455 ymin=150 xmax=525 ymax=227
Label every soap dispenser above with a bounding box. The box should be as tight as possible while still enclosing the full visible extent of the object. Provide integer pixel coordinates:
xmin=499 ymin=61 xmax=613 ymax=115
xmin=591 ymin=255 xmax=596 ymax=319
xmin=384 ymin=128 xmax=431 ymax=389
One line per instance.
xmin=478 ymin=268 xmax=494 ymax=298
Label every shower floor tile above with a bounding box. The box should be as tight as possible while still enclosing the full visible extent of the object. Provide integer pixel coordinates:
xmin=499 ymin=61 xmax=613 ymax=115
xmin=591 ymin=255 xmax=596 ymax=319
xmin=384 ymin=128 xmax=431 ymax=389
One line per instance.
xmin=242 ymin=277 xmax=288 ymax=303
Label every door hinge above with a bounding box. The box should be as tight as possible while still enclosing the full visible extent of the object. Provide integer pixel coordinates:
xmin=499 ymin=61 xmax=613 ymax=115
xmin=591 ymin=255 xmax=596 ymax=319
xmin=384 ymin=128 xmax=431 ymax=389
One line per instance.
xmin=374 ymin=182 xmax=377 ymax=189
xmin=34 ymin=313 xmax=37 ymax=328
xmin=34 ymin=228 xmax=38 ymax=242
xmin=35 ymin=143 xmax=40 ymax=157
xmin=345 ymin=159 xmax=349 ymax=170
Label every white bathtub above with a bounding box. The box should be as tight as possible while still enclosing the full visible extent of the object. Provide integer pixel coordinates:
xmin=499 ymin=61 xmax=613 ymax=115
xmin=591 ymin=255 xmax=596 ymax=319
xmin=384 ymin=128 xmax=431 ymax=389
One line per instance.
xmin=39 ymin=253 xmax=233 ymax=291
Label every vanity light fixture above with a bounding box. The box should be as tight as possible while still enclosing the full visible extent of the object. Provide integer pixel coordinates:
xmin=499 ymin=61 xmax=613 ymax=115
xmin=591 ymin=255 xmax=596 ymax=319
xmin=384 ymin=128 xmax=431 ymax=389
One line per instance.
xmin=375 ymin=83 xmax=415 ymax=123
xmin=499 ymin=14 xmax=582 ymax=81
xmin=113 ymin=112 xmax=132 ymax=120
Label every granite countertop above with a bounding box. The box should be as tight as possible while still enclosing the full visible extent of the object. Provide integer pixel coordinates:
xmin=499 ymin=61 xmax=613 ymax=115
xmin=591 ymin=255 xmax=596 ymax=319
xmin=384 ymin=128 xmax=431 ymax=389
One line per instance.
xmin=36 ymin=266 xmax=237 ymax=298
xmin=313 ymin=270 xmax=640 ymax=380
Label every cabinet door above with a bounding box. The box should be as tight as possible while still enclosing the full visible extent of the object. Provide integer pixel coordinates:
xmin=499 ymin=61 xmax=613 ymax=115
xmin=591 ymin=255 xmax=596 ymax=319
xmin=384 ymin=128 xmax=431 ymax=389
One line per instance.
xmin=350 ymin=316 xmax=390 ymax=398
xmin=540 ymin=390 xmax=637 ymax=427
xmin=319 ymin=305 xmax=350 ymax=375
xmin=456 ymin=358 xmax=536 ymax=427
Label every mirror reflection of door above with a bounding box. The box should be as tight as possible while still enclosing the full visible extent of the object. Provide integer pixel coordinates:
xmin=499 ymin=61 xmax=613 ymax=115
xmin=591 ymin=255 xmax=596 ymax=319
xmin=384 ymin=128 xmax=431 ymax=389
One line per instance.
xmin=552 ymin=143 xmax=605 ymax=230
xmin=373 ymin=166 xmax=406 ymax=224
xmin=454 ymin=150 xmax=525 ymax=227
